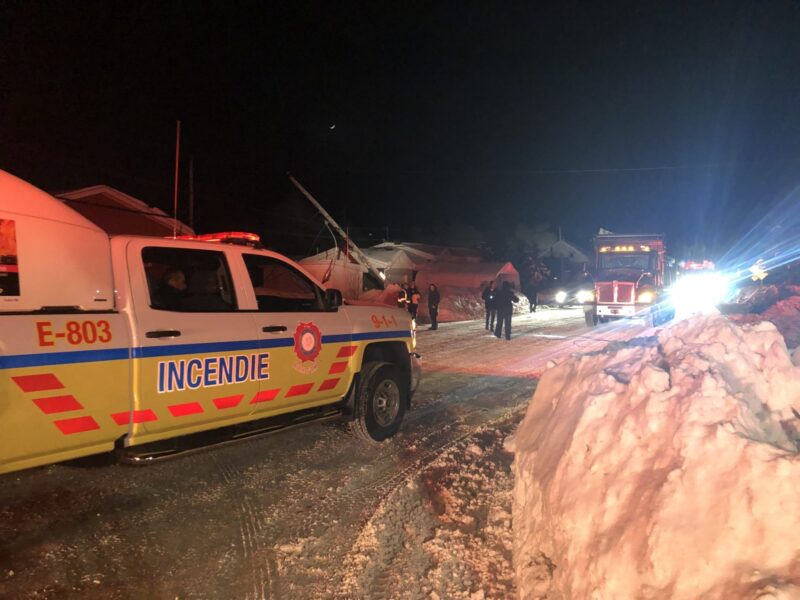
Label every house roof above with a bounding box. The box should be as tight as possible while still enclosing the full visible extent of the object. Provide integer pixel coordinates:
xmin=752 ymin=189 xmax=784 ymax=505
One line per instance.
xmin=361 ymin=246 xmax=419 ymax=269
xmin=548 ymin=239 xmax=590 ymax=262
xmin=56 ymin=185 xmax=194 ymax=237
xmin=417 ymin=261 xmax=518 ymax=276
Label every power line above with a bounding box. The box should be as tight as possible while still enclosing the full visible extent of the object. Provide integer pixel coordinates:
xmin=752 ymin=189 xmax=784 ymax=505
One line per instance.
xmin=338 ymin=156 xmax=800 ymax=176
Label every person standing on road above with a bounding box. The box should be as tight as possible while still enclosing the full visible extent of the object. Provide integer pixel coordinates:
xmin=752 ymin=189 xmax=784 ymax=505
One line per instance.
xmin=528 ymin=266 xmax=546 ymax=313
xmin=409 ymin=285 xmax=421 ymax=320
xmin=427 ymin=283 xmax=441 ymax=330
xmin=481 ymin=280 xmax=497 ymax=331
xmin=397 ymin=283 xmax=409 ymax=310
xmin=494 ymin=281 xmax=519 ymax=340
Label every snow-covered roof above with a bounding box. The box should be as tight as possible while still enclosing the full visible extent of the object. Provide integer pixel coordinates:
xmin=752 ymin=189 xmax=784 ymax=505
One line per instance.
xmin=415 ymin=261 xmax=520 ymax=289
xmin=546 ymin=239 xmax=590 ymax=263
xmin=362 ymin=245 xmax=424 ymax=269
xmin=366 ymin=241 xmax=483 ymax=265
xmin=417 ymin=261 xmax=517 ymax=276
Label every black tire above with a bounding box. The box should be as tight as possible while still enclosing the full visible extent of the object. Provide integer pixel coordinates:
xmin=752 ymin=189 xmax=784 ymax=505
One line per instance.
xmin=584 ymin=311 xmax=596 ymax=327
xmin=598 ymin=316 xmax=609 ymax=324
xmin=349 ymin=362 xmax=407 ymax=442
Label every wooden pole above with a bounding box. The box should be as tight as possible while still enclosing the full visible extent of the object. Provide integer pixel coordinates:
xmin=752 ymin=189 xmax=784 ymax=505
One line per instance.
xmin=288 ymin=174 xmax=384 ymax=286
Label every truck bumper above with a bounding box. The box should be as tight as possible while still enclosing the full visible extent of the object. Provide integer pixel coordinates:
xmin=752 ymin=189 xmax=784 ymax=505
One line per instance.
xmin=596 ymin=304 xmax=655 ymax=318
xmin=596 ymin=304 xmax=636 ymax=318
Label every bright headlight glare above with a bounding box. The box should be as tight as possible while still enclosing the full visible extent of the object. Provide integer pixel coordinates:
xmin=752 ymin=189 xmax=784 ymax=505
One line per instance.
xmin=576 ymin=289 xmax=594 ymax=303
xmin=555 ymin=290 xmax=568 ymax=304
xmin=670 ymin=273 xmax=730 ymax=315
xmin=637 ymin=291 xmax=655 ymax=303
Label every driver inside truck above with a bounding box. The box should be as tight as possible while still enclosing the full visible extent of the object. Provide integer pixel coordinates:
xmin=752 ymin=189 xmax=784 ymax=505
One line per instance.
xmin=153 ymin=268 xmax=188 ymax=310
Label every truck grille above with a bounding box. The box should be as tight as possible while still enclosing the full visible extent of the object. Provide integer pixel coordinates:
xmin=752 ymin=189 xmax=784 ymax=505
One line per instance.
xmin=597 ymin=281 xmax=635 ymax=304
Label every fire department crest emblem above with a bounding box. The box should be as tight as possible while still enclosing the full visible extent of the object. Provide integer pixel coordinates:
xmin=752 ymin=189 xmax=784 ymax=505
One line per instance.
xmin=293 ymin=322 xmax=321 ymax=373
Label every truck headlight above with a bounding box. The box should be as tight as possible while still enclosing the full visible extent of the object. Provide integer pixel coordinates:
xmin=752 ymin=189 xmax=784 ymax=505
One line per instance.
xmin=576 ymin=289 xmax=594 ymax=303
xmin=637 ymin=290 xmax=656 ymax=303
xmin=555 ymin=290 xmax=567 ymax=304
xmin=670 ymin=273 xmax=730 ymax=316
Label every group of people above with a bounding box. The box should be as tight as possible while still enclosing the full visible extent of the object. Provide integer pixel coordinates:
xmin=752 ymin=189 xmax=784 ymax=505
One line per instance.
xmin=397 ymin=282 xmax=440 ymax=330
xmin=481 ymin=280 xmax=519 ymax=340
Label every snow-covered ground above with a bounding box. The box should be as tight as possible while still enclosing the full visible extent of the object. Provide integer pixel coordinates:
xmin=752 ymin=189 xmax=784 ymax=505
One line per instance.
xmin=509 ymin=312 xmax=800 ymax=599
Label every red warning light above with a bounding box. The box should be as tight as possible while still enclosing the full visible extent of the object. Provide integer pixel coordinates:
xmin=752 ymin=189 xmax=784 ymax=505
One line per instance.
xmin=175 ymin=232 xmax=261 ymax=245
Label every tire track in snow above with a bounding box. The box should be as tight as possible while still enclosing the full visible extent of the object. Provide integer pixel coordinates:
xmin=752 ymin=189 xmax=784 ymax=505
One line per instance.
xmin=333 ymin=405 xmax=529 ymax=598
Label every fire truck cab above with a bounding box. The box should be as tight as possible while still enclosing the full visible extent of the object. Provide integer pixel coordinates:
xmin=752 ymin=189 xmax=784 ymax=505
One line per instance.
xmin=586 ymin=233 xmax=674 ymax=326
xmin=0 ymin=170 xmax=420 ymax=475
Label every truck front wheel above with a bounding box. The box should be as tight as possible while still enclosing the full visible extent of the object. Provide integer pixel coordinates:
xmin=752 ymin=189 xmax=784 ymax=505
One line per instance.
xmin=349 ymin=362 xmax=407 ymax=442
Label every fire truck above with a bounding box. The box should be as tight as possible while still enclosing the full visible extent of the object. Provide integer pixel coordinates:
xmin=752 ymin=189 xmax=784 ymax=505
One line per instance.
xmin=0 ymin=171 xmax=420 ymax=475
xmin=585 ymin=233 xmax=674 ymax=326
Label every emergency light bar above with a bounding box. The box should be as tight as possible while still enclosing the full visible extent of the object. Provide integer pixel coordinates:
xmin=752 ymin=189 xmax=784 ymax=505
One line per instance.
xmin=680 ymin=260 xmax=715 ymax=270
xmin=176 ymin=231 xmax=262 ymax=246
xmin=598 ymin=244 xmax=653 ymax=253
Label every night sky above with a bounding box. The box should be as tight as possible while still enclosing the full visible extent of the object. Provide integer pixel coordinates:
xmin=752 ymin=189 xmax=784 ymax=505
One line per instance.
xmin=3 ymin=1 xmax=800 ymax=258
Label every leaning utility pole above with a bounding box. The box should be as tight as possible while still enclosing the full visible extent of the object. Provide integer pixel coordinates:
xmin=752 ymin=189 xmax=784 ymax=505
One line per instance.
xmin=288 ymin=174 xmax=384 ymax=286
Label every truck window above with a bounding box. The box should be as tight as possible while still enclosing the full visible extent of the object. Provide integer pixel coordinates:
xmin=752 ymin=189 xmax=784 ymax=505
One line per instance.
xmin=243 ymin=254 xmax=325 ymax=312
xmin=598 ymin=253 xmax=655 ymax=273
xmin=142 ymin=247 xmax=237 ymax=312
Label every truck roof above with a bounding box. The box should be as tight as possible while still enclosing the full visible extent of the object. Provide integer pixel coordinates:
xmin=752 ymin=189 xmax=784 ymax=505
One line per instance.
xmin=1 ymin=170 xmax=106 ymax=233
xmin=594 ymin=233 xmax=665 ymax=240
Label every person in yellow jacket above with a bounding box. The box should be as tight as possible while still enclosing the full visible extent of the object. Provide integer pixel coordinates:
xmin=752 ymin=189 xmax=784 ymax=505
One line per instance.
xmin=397 ymin=282 xmax=410 ymax=309
xmin=409 ymin=285 xmax=421 ymax=320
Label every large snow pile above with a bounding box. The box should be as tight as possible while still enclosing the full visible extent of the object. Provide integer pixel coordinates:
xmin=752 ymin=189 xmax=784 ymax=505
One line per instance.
xmin=507 ymin=315 xmax=800 ymax=599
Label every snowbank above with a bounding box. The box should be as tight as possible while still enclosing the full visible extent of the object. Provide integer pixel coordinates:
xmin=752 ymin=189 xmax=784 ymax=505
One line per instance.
xmin=508 ymin=315 xmax=800 ymax=599
xmin=729 ymin=286 xmax=800 ymax=350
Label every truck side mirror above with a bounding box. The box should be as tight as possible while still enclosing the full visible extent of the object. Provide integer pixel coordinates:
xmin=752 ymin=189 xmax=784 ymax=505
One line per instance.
xmin=325 ymin=288 xmax=343 ymax=310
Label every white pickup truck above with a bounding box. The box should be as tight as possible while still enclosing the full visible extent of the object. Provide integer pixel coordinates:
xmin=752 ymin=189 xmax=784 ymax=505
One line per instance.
xmin=0 ymin=170 xmax=420 ymax=475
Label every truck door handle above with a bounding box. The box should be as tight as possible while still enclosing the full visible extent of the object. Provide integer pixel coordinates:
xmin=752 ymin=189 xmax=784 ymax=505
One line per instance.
xmin=262 ymin=325 xmax=287 ymax=333
xmin=146 ymin=330 xmax=182 ymax=339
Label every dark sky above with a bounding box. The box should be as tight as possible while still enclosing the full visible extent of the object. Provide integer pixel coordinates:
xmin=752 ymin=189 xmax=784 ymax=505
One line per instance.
xmin=3 ymin=1 xmax=800 ymax=256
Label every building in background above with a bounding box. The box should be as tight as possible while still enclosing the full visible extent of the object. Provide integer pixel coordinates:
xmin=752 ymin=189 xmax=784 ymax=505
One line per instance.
xmin=56 ymin=185 xmax=194 ymax=237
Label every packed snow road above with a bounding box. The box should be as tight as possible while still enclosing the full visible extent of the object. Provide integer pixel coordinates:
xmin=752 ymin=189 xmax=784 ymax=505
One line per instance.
xmin=0 ymin=308 xmax=645 ymax=599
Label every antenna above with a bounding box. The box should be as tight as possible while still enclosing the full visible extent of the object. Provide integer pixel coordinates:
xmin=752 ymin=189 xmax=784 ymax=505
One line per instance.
xmin=172 ymin=120 xmax=181 ymax=238
xmin=188 ymin=155 xmax=194 ymax=230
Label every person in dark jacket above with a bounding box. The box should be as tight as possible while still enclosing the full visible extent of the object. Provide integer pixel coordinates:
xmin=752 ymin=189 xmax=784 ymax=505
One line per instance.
xmin=481 ymin=281 xmax=497 ymax=331
xmin=494 ymin=281 xmax=519 ymax=340
xmin=427 ymin=284 xmax=440 ymax=330
xmin=153 ymin=268 xmax=188 ymax=310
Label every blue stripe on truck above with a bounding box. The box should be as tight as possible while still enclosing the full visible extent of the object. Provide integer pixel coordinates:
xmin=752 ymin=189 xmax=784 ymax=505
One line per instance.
xmin=0 ymin=347 xmax=131 ymax=369
xmin=0 ymin=330 xmax=411 ymax=369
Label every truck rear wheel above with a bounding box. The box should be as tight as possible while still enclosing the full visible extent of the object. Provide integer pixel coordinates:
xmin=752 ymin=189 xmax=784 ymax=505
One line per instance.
xmin=349 ymin=362 xmax=407 ymax=442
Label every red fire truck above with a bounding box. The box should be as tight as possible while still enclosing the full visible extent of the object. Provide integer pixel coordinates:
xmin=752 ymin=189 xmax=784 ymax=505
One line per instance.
xmin=585 ymin=233 xmax=674 ymax=326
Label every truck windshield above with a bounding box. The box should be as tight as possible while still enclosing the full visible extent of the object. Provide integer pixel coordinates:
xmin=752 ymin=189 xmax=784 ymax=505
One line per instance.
xmin=598 ymin=253 xmax=655 ymax=276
